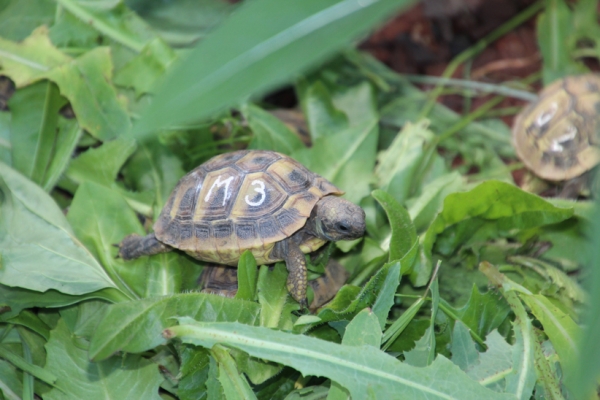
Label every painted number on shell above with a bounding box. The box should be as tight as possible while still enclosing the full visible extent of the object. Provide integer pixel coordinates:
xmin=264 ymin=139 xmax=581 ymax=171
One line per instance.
xmin=204 ymin=175 xmax=234 ymax=206
xmin=245 ymin=180 xmax=266 ymax=206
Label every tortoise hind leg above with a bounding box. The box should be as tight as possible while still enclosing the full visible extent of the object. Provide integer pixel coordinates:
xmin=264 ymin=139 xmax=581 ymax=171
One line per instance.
xmin=118 ymin=233 xmax=171 ymax=260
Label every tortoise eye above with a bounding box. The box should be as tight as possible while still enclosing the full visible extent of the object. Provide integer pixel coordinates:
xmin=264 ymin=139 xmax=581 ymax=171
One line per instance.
xmin=336 ymin=223 xmax=349 ymax=232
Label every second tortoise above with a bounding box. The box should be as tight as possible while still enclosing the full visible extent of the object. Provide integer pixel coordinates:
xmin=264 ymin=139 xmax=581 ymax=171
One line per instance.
xmin=119 ymin=150 xmax=365 ymax=307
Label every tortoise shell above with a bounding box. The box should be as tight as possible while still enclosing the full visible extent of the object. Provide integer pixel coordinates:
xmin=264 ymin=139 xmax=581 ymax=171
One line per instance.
xmin=512 ymin=74 xmax=600 ymax=181
xmin=153 ymin=150 xmax=342 ymax=266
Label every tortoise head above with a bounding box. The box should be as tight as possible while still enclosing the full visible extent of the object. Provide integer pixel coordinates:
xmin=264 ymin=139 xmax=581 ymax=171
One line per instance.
xmin=312 ymin=196 xmax=366 ymax=241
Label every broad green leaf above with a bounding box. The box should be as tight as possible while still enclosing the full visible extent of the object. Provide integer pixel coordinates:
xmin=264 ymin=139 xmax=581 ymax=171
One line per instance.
xmin=132 ymin=0 xmax=414 ymax=135
xmin=343 ymin=308 xmax=382 ymax=347
xmin=293 ymin=83 xmax=378 ymax=204
xmin=207 ymin=354 xmax=224 ymax=400
xmin=519 ymin=293 xmax=580 ymax=387
xmin=244 ymin=104 xmax=305 ymax=154
xmin=372 ymin=189 xmax=417 ymax=264
xmin=0 ymin=359 xmax=21 ymax=400
xmin=258 ymin=263 xmax=291 ymax=329
xmin=0 ymin=163 xmax=116 ymax=295
xmin=121 ymin=139 xmax=185 ymax=219
xmin=114 ymin=38 xmax=177 ymax=96
xmin=166 ymin=319 xmax=515 ymax=400
xmin=212 ymin=345 xmax=257 ymax=400
xmin=537 ymin=0 xmax=584 ymax=85
xmin=0 ymin=284 xmax=116 ymax=322
xmin=327 ymin=309 xmax=381 ymax=400
xmin=406 ymin=171 xmax=464 ymax=232
xmin=0 ymin=0 xmax=55 ymax=41
xmin=375 ymin=121 xmax=436 ymax=204
xmin=421 ymin=181 xmax=574 ymax=285
xmin=177 ymin=345 xmax=210 ymax=400
xmin=480 ymin=262 xmax=536 ymax=400
xmin=55 ymin=0 xmax=155 ymax=52
xmin=5 ymin=310 xmax=50 ymax=340
xmin=316 ymin=262 xmax=396 ymax=324
xmin=371 ymin=261 xmax=400 ymax=330
xmin=381 ymin=296 xmax=426 ymax=350
xmin=43 ymin=319 xmax=163 ymax=400
xmin=67 ymin=181 xmax=146 ymax=299
xmin=42 ymin=118 xmax=81 ymax=192
xmin=0 ymin=346 xmax=56 ymax=385
xmin=0 ymin=28 xmax=131 ymax=140
xmin=47 ymin=47 xmax=132 ymax=140
xmin=448 ymin=285 xmax=511 ymax=341
xmin=0 ymin=26 xmax=70 ymax=86
xmin=235 ymin=250 xmax=258 ymax=302
xmin=66 ymin=138 xmax=137 ymax=187
xmin=8 ymin=82 xmax=66 ymax=185
xmin=465 ymin=330 xmax=513 ymax=392
xmin=450 ymin=321 xmax=479 ymax=372
xmin=89 ymin=293 xmax=261 ymax=361
xmin=297 ymin=80 xmax=349 ymax=141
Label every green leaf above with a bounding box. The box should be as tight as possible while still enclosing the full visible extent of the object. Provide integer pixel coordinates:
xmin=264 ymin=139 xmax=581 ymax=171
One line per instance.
xmin=450 ymin=321 xmax=479 ymax=372
xmin=0 ymin=26 xmax=71 ymax=86
xmin=47 ymin=47 xmax=132 ymax=140
xmin=0 ymin=111 xmax=11 ymax=166
xmin=344 ymin=307 xmax=382 ymax=347
xmin=0 ymin=359 xmax=21 ymax=400
xmin=244 ymin=104 xmax=305 ymax=154
xmin=166 ymin=319 xmax=515 ymax=400
xmin=258 ymin=263 xmax=292 ymax=329
xmin=464 ymin=330 xmax=513 ymax=391
xmin=235 ymin=250 xmax=258 ymax=302
xmin=371 ymin=261 xmax=400 ymax=330
xmin=211 ymin=345 xmax=257 ymax=400
xmin=133 ymin=0 xmax=413 ymax=135
xmin=293 ymin=83 xmax=378 ymax=204
xmin=374 ymin=120 xmax=436 ymax=204
xmin=0 ymin=345 xmax=56 ymax=386
xmin=372 ymin=189 xmax=417 ymax=264
xmin=121 ymin=139 xmax=185 ymax=218
xmin=8 ymin=82 xmax=66 ymax=185
xmin=537 ymin=0 xmax=584 ymax=85
xmin=449 ymin=285 xmax=511 ymax=340
xmin=43 ymin=319 xmax=163 ymax=400
xmin=0 ymin=0 xmax=55 ymax=41
xmin=66 ymin=138 xmax=137 ymax=187
xmin=114 ymin=38 xmax=177 ymax=96
xmin=519 ymin=293 xmax=580 ymax=387
xmin=55 ymin=0 xmax=154 ymax=52
xmin=297 ymin=80 xmax=349 ymax=141
xmin=327 ymin=308 xmax=381 ymax=400
xmin=0 ymin=163 xmax=116 ymax=295
xmin=421 ymin=181 xmax=574 ymax=285
xmin=67 ymin=181 xmax=146 ymax=299
xmin=42 ymin=118 xmax=81 ymax=192
xmin=89 ymin=294 xmax=261 ymax=361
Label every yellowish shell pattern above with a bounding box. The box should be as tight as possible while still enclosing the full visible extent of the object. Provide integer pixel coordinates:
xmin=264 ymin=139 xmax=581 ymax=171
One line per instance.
xmin=512 ymin=74 xmax=600 ymax=181
xmin=154 ymin=150 xmax=342 ymax=266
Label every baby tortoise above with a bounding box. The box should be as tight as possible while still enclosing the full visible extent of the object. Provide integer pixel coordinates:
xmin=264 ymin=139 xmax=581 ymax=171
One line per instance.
xmin=119 ymin=150 xmax=365 ymax=308
xmin=512 ymin=74 xmax=600 ymax=192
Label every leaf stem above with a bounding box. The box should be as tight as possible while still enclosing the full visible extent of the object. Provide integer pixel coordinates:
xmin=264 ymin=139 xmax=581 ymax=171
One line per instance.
xmin=53 ymin=0 xmax=145 ymax=53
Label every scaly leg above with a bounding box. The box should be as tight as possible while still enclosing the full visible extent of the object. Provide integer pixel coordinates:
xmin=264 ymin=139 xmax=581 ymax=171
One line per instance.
xmin=118 ymin=233 xmax=171 ymax=260
xmin=284 ymin=241 xmax=308 ymax=309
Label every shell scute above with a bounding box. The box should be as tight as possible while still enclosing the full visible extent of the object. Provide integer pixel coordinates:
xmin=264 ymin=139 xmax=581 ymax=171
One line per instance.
xmin=513 ymin=74 xmax=600 ymax=181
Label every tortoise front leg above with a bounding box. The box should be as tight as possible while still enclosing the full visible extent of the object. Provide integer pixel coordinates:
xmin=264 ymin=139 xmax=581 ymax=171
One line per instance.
xmin=118 ymin=233 xmax=172 ymax=260
xmin=283 ymin=241 xmax=308 ymax=309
